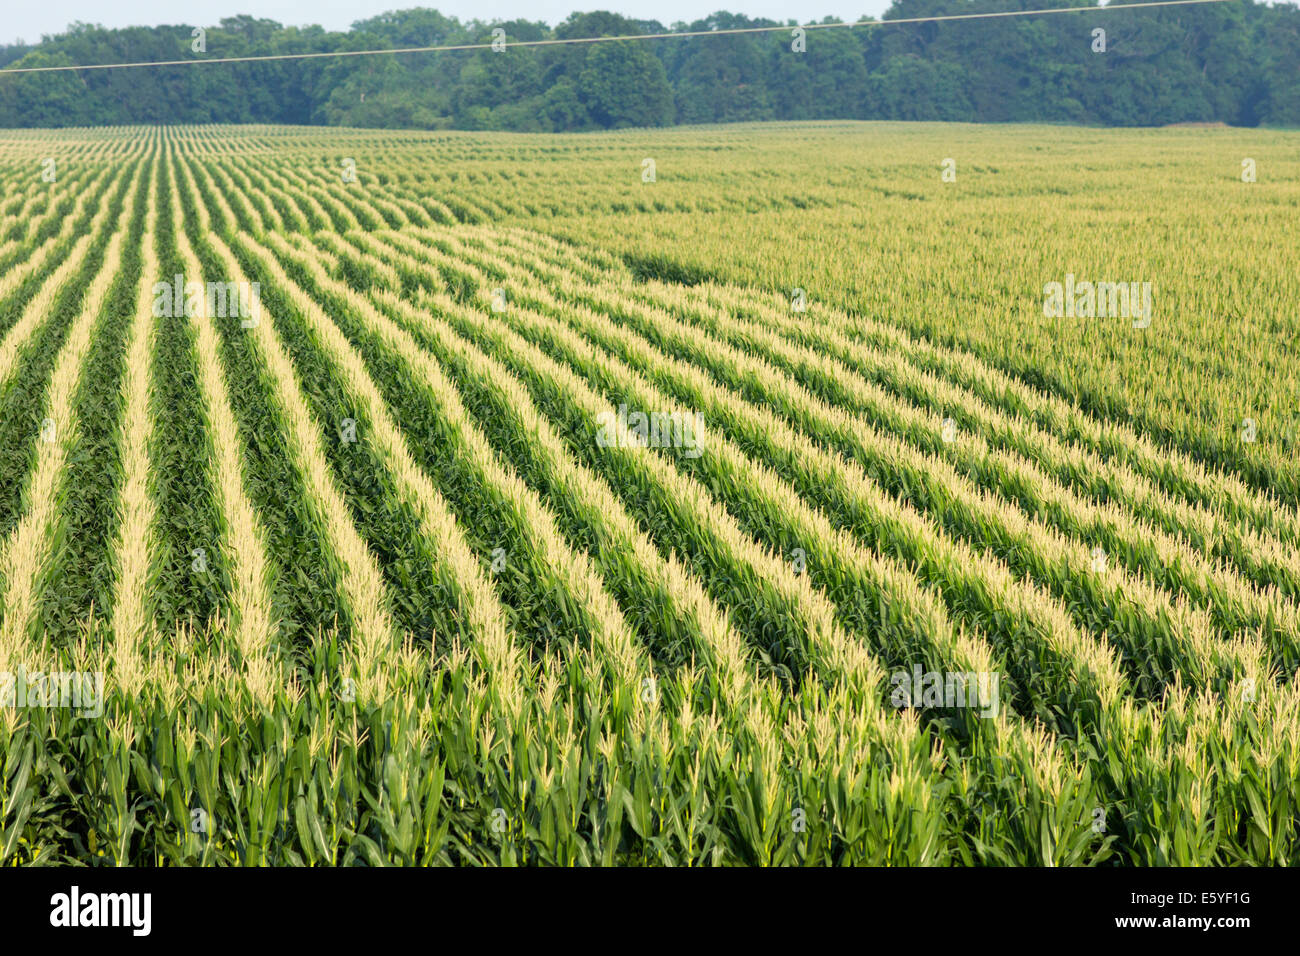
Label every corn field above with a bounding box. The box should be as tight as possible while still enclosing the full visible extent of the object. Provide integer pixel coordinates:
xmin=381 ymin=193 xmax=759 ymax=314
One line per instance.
xmin=0 ymin=122 xmax=1297 ymax=866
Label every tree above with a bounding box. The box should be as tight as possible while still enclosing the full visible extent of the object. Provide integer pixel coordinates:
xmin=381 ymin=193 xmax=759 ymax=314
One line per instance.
xmin=665 ymin=13 xmax=776 ymax=124
xmin=578 ymin=42 xmax=674 ymax=127
xmin=769 ymin=22 xmax=869 ymax=120
xmin=869 ymin=54 xmax=975 ymax=121
xmin=0 ymin=50 xmax=95 ymax=126
xmin=0 ymin=4 xmax=1294 ymax=130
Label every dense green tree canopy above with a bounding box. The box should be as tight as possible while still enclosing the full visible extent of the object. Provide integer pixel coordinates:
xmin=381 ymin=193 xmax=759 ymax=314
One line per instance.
xmin=0 ymin=2 xmax=1296 ymax=128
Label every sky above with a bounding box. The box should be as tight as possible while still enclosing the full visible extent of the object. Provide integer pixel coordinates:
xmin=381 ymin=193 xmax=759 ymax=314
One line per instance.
xmin=3 ymin=1 xmax=896 ymax=46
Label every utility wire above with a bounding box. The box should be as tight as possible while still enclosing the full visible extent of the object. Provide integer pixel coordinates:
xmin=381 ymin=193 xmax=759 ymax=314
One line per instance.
xmin=0 ymin=0 xmax=1237 ymax=76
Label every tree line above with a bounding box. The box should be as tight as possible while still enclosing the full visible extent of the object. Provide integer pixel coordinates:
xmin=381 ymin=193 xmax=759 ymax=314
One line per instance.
xmin=1 ymin=2 xmax=1297 ymax=129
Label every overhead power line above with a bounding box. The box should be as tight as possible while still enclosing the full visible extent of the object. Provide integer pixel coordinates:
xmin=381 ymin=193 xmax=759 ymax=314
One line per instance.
xmin=0 ymin=0 xmax=1237 ymax=76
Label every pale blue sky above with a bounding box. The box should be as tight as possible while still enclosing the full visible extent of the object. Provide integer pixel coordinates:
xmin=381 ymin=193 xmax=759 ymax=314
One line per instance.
xmin=3 ymin=1 xmax=895 ymax=45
